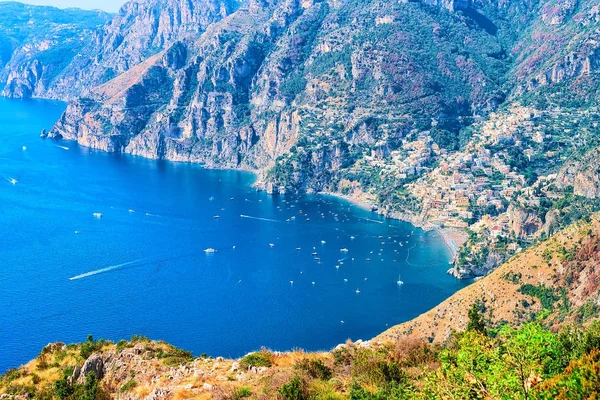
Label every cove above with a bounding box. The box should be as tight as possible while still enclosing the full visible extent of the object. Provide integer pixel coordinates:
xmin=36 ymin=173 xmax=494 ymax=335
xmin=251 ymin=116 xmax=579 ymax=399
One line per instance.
xmin=0 ymin=98 xmax=469 ymax=372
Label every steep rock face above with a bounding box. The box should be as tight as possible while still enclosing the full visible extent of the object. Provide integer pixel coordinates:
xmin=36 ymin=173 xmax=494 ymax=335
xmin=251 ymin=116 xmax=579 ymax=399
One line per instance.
xmin=0 ymin=3 xmax=111 ymax=99
xmin=557 ymin=147 xmax=600 ymax=199
xmin=507 ymin=204 xmax=543 ymax=239
xmin=50 ymin=0 xmax=242 ymax=99
xmin=423 ymin=0 xmax=470 ymax=12
xmin=51 ymin=0 xmax=515 ymax=177
xmin=450 ymin=251 xmax=503 ymax=280
xmin=2 ymin=60 xmax=43 ymax=99
xmin=511 ymin=0 xmax=600 ymax=100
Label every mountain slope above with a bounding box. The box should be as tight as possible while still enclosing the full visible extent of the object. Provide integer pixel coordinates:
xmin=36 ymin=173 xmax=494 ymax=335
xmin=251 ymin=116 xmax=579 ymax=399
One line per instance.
xmin=0 ymin=2 xmax=111 ymax=99
xmin=48 ymin=0 xmax=513 ymax=170
xmin=377 ymin=212 xmax=600 ymax=343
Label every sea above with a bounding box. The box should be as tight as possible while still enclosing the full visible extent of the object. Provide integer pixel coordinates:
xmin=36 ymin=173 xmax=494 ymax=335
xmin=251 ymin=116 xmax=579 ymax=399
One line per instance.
xmin=0 ymin=97 xmax=469 ymax=372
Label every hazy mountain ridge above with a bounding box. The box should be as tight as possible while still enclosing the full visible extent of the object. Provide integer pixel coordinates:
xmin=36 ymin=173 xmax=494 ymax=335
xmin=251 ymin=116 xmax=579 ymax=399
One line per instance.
xmin=0 ymin=2 xmax=111 ymax=99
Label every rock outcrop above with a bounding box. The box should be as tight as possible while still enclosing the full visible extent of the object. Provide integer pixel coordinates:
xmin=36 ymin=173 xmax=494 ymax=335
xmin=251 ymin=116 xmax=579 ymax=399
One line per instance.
xmin=507 ymin=205 xmax=544 ymax=240
xmin=557 ymin=147 xmax=600 ymax=199
xmin=76 ymin=354 xmax=105 ymax=384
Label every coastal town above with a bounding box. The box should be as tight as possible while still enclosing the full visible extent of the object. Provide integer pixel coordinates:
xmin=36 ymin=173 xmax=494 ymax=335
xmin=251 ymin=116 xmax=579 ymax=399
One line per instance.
xmin=351 ymin=102 xmax=600 ymax=276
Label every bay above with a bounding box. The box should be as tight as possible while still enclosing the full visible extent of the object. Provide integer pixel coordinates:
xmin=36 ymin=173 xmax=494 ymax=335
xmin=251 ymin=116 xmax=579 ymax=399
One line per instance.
xmin=0 ymin=98 xmax=468 ymax=372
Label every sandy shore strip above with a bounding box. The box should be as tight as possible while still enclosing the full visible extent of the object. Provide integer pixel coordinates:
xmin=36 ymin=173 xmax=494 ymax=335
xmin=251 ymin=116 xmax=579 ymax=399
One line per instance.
xmin=435 ymin=227 xmax=468 ymax=260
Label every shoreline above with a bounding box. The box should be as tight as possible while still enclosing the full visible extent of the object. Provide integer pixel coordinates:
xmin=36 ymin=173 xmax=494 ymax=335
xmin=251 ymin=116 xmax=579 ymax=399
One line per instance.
xmin=320 ymin=191 xmax=464 ymax=260
xmin=46 ymin=133 xmax=466 ymax=263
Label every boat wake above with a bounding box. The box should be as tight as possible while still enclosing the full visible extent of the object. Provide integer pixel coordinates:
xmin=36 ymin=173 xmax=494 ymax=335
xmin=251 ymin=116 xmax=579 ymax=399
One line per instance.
xmin=55 ymin=145 xmax=69 ymax=151
xmin=405 ymin=244 xmax=417 ymax=266
xmin=240 ymin=214 xmax=282 ymax=223
xmin=362 ymin=218 xmax=384 ymax=224
xmin=68 ymin=258 xmax=152 ymax=281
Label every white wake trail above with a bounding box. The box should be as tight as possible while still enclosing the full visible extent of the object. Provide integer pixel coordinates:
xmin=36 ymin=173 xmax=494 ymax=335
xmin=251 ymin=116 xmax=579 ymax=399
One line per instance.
xmin=362 ymin=218 xmax=384 ymax=224
xmin=240 ymin=214 xmax=282 ymax=223
xmin=68 ymin=258 xmax=151 ymax=281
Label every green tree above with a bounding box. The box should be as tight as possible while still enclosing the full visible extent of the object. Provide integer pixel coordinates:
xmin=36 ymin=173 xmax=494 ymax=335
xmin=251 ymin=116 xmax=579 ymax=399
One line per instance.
xmin=467 ymin=303 xmax=487 ymax=335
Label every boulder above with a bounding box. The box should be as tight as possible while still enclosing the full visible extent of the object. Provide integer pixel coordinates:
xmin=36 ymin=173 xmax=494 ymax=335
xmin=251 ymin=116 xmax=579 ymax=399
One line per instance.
xmin=76 ymin=354 xmax=104 ymax=384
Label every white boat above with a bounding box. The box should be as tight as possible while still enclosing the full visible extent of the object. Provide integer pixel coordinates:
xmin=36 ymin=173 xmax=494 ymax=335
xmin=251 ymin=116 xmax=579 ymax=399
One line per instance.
xmin=355 ymin=289 xmax=361 ymax=294
xmin=204 ymin=248 xmax=216 ymax=253
xmin=128 ymin=209 xmax=135 ymax=213
xmin=397 ymin=274 xmax=404 ymax=285
xmin=269 ymin=243 xmax=275 ymax=247
xmin=213 ymin=215 xmax=220 ymax=219
xmin=6 ymin=178 xmax=17 ymax=185
xmin=340 ymin=248 xmax=349 ymax=253
xmin=321 ymin=240 xmax=326 ymax=244
xmin=22 ymin=146 xmax=27 ymax=151
xmin=92 ymin=213 xmax=103 ymax=219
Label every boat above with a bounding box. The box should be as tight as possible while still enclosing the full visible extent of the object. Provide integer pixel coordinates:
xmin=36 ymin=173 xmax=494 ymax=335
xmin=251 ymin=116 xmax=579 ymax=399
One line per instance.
xmin=22 ymin=146 xmax=26 ymax=151
xmin=321 ymin=240 xmax=326 ymax=244
xmin=128 ymin=209 xmax=135 ymax=213
xmin=92 ymin=213 xmax=103 ymax=219
xmin=290 ymin=280 xmax=294 ymax=285
xmin=6 ymin=178 xmax=17 ymax=185
xmin=269 ymin=243 xmax=275 ymax=247
xmin=355 ymin=289 xmax=361 ymax=294
xmin=397 ymin=274 xmax=404 ymax=285
xmin=213 ymin=215 xmax=220 ymax=219
xmin=311 ymin=252 xmax=318 ymax=256
xmin=350 ymin=236 xmax=356 ymax=240
xmin=204 ymin=248 xmax=216 ymax=253
xmin=340 ymin=248 xmax=349 ymax=253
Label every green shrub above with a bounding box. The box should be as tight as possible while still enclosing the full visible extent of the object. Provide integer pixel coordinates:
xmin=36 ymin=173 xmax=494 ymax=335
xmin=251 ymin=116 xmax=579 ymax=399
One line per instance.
xmin=116 ymin=340 xmax=128 ymax=352
xmin=519 ymin=284 xmax=560 ymax=310
xmin=279 ymin=375 xmax=308 ymax=400
xmin=296 ymin=358 xmax=332 ymax=380
xmin=79 ymin=335 xmax=102 ymax=359
xmin=240 ymin=350 xmax=273 ymax=369
xmin=119 ymin=379 xmax=137 ymax=393
xmin=232 ymin=386 xmax=252 ymax=399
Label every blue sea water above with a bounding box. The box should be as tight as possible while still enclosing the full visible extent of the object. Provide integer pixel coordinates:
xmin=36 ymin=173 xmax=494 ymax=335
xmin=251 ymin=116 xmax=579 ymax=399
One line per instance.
xmin=0 ymin=98 xmax=469 ymax=372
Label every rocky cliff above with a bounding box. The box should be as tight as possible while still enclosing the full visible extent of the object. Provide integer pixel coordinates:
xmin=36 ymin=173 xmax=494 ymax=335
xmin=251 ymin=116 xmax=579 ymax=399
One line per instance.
xmin=49 ymin=0 xmax=516 ymax=172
